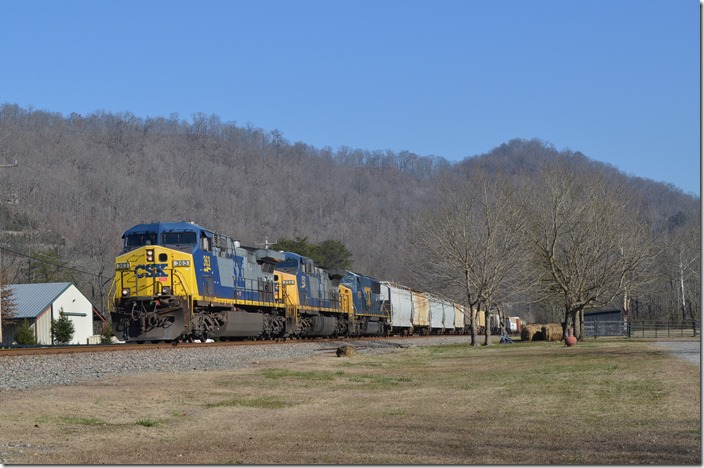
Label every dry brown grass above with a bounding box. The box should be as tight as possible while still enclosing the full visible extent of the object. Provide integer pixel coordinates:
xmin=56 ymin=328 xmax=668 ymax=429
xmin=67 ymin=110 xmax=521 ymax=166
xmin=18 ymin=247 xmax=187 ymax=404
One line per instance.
xmin=0 ymin=339 xmax=699 ymax=464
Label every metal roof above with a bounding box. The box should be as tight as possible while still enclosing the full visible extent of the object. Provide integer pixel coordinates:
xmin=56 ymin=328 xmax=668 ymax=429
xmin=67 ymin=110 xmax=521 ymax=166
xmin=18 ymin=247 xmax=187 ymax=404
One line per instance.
xmin=5 ymin=282 xmax=73 ymax=319
xmin=584 ymin=308 xmax=624 ymax=317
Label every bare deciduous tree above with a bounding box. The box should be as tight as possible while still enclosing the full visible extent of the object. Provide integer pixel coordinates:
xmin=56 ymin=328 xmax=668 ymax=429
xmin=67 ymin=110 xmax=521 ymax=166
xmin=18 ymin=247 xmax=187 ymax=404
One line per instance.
xmin=408 ymin=169 xmax=529 ymax=346
xmin=519 ymin=161 xmax=659 ymax=339
xmin=0 ymin=263 xmax=17 ymax=336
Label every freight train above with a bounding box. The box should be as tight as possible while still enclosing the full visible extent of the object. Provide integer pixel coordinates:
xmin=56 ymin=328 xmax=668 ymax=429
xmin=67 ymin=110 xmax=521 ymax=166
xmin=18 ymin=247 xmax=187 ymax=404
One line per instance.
xmin=109 ymin=221 xmax=479 ymax=343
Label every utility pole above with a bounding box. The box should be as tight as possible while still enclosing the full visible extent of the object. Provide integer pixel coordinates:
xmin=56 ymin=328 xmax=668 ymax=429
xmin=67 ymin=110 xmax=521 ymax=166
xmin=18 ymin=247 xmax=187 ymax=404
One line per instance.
xmin=0 ymin=160 xmax=18 ymax=344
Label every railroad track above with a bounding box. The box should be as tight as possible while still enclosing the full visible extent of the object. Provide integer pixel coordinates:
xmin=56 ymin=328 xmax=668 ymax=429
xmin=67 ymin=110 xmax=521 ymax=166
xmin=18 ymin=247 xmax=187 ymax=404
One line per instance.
xmin=0 ymin=333 xmax=447 ymax=357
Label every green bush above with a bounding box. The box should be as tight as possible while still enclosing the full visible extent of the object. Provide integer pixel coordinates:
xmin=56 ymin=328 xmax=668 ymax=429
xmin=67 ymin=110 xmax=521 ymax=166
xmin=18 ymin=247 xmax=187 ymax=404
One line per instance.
xmin=100 ymin=321 xmax=114 ymax=344
xmin=52 ymin=311 xmax=75 ymax=344
xmin=14 ymin=319 xmax=37 ymax=345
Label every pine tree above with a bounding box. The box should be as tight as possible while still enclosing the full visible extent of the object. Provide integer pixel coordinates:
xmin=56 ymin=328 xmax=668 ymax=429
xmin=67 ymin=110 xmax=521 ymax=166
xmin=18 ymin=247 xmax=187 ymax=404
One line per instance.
xmin=14 ymin=319 xmax=36 ymax=345
xmin=272 ymin=237 xmax=314 ymax=258
xmin=273 ymin=237 xmax=352 ymax=270
xmin=312 ymin=240 xmax=352 ymax=270
xmin=52 ymin=309 xmax=75 ymax=344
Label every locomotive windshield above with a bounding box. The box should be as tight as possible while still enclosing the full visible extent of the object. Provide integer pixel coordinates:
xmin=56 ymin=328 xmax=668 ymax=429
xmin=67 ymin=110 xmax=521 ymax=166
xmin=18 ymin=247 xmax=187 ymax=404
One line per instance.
xmin=162 ymin=231 xmax=197 ymax=250
xmin=340 ymin=272 xmax=357 ymax=289
xmin=276 ymin=257 xmax=299 ymax=272
xmin=123 ymin=232 xmax=158 ymax=251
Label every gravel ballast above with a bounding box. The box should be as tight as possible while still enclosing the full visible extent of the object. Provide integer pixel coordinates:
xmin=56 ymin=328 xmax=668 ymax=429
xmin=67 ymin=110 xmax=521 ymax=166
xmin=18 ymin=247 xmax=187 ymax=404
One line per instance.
xmin=0 ymin=336 xmax=472 ymax=391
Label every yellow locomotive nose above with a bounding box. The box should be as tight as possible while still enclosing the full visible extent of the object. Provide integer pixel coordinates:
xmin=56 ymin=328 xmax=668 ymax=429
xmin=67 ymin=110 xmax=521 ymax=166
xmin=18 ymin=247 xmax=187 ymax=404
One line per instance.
xmin=115 ymin=246 xmax=173 ymax=298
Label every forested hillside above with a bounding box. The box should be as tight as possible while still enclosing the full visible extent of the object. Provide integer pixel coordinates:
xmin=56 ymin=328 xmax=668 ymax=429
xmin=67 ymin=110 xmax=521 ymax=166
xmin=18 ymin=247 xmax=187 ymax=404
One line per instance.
xmin=0 ymin=103 xmax=699 ymax=324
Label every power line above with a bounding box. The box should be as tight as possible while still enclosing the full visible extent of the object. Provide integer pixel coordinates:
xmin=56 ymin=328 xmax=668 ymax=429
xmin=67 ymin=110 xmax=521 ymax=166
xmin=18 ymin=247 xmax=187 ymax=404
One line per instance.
xmin=0 ymin=160 xmax=104 ymax=281
xmin=0 ymin=244 xmax=103 ymax=279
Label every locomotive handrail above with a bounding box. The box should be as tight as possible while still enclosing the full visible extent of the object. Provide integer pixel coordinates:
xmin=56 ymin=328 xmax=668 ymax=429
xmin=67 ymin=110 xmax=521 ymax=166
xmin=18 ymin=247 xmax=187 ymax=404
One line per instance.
xmin=281 ymin=287 xmax=297 ymax=320
xmin=170 ymin=268 xmax=191 ymax=297
xmin=169 ymin=268 xmax=195 ymax=324
xmin=234 ymin=277 xmax=277 ymax=305
xmin=106 ymin=278 xmax=117 ymax=313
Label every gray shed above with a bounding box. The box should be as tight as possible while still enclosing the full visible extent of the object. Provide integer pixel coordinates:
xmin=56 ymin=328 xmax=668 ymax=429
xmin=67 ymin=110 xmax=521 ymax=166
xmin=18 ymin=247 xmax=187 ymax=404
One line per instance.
xmin=583 ymin=309 xmax=627 ymax=337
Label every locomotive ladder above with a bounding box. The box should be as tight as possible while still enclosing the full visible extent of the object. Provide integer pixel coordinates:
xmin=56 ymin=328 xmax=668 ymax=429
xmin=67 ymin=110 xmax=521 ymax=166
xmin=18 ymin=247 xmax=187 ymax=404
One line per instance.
xmin=281 ymin=288 xmax=298 ymax=336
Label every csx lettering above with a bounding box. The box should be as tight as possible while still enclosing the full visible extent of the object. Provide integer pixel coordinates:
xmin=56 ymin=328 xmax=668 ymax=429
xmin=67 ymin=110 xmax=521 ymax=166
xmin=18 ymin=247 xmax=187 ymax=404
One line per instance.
xmin=134 ymin=264 xmax=168 ymax=278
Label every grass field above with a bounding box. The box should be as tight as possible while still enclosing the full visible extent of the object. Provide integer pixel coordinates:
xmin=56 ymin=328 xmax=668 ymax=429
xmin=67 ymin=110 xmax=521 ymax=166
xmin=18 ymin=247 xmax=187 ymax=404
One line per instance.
xmin=0 ymin=339 xmax=700 ymax=464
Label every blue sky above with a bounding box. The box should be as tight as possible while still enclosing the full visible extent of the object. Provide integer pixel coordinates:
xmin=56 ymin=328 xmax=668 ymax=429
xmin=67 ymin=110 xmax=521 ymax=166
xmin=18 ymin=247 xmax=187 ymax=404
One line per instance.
xmin=0 ymin=0 xmax=699 ymax=195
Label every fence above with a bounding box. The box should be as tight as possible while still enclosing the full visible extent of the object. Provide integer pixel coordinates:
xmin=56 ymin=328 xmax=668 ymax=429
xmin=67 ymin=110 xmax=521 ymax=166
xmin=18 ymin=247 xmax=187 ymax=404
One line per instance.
xmin=584 ymin=320 xmax=701 ymax=338
xmin=583 ymin=320 xmax=700 ymax=338
xmin=626 ymin=320 xmax=700 ymax=339
xmin=584 ymin=320 xmax=626 ymax=338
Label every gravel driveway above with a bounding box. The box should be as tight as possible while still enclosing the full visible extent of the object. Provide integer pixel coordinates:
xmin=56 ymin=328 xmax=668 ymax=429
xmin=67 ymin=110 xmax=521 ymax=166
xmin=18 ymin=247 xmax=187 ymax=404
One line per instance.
xmin=652 ymin=340 xmax=701 ymax=365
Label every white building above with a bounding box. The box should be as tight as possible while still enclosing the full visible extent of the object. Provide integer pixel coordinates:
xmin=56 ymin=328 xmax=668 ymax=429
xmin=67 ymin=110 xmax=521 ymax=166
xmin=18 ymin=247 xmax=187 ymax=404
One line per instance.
xmin=1 ymin=282 xmax=98 ymax=346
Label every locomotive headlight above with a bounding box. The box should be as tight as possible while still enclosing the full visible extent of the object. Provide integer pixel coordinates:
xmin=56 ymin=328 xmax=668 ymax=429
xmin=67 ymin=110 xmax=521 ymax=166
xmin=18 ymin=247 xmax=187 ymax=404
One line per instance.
xmin=115 ymin=262 xmax=130 ymax=270
xmin=121 ymin=288 xmax=130 ymax=297
xmin=173 ymin=259 xmax=191 ymax=267
xmin=146 ymin=249 xmax=154 ymax=262
xmin=161 ymin=286 xmax=172 ymax=295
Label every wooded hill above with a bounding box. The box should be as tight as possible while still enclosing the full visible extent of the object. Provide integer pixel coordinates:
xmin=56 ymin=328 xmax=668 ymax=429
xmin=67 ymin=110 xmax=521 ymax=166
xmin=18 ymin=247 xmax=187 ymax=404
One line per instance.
xmin=0 ymin=103 xmax=699 ymax=324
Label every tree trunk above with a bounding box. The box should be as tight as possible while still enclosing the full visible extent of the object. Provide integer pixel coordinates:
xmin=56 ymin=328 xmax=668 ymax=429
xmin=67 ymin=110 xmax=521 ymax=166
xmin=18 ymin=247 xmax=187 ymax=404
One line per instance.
xmin=562 ymin=305 xmax=570 ymax=340
xmin=484 ymin=304 xmax=492 ymax=346
xmin=570 ymin=310 xmax=578 ymax=341
xmin=470 ymin=305 xmax=479 ymax=347
xmin=579 ymin=309 xmax=585 ymax=340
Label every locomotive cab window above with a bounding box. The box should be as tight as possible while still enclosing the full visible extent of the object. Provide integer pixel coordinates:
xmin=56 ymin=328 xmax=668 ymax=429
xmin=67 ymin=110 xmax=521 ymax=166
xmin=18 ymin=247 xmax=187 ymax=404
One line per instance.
xmin=201 ymin=237 xmax=211 ymax=251
xmin=123 ymin=232 xmax=158 ymax=251
xmin=276 ymin=257 xmax=299 ymax=272
xmin=162 ymin=231 xmax=197 ymax=250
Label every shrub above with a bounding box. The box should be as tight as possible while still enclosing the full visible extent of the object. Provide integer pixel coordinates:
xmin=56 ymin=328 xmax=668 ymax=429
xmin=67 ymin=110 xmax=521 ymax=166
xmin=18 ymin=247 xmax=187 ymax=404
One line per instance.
xmin=14 ymin=319 xmax=37 ymax=345
xmin=52 ymin=311 xmax=75 ymax=344
xmin=100 ymin=321 xmax=114 ymax=344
